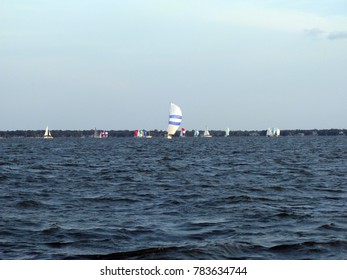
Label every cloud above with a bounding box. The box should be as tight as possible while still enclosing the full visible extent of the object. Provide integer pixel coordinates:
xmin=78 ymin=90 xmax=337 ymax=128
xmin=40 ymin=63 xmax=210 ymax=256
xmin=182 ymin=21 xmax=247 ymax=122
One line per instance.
xmin=175 ymin=2 xmax=347 ymax=38
xmin=304 ymin=28 xmax=325 ymax=37
xmin=327 ymin=31 xmax=347 ymax=40
xmin=304 ymin=28 xmax=347 ymax=40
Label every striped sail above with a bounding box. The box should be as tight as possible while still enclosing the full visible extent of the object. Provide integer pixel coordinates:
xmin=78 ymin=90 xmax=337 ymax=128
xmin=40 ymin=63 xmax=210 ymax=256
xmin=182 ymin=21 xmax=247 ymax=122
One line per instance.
xmin=167 ymin=103 xmax=182 ymax=138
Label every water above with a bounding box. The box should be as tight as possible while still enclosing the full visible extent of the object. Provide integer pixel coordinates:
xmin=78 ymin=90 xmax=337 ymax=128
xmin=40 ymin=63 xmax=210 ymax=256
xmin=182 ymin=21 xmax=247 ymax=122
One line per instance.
xmin=0 ymin=137 xmax=346 ymax=260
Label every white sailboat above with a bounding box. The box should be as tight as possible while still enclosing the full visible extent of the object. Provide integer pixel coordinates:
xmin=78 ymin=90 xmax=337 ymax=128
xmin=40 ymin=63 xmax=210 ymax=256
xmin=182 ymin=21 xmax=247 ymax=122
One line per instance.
xmin=94 ymin=128 xmax=99 ymax=138
xmin=43 ymin=126 xmax=53 ymax=139
xmin=167 ymin=103 xmax=182 ymax=139
xmin=194 ymin=129 xmax=200 ymax=137
xmin=266 ymin=127 xmax=280 ymax=137
xmin=203 ymin=126 xmax=212 ymax=138
xmin=225 ymin=127 xmax=230 ymax=137
xmin=94 ymin=128 xmax=108 ymax=138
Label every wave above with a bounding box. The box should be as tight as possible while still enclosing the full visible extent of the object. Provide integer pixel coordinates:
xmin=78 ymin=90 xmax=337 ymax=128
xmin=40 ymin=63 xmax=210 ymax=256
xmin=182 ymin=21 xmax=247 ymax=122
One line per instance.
xmin=268 ymin=240 xmax=347 ymax=258
xmin=1 ymin=137 xmax=347 ymax=260
xmin=64 ymin=246 xmax=180 ymax=260
xmin=16 ymin=200 xmax=43 ymax=208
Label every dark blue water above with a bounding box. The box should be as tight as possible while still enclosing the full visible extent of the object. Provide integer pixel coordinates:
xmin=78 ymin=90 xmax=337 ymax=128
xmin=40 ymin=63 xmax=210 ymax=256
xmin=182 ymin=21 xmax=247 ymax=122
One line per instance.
xmin=1 ymin=137 xmax=346 ymax=260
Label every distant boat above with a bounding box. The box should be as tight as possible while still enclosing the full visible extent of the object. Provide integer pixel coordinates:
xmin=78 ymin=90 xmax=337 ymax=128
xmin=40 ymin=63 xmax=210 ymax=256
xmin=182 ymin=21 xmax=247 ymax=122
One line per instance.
xmin=134 ymin=129 xmax=152 ymax=138
xmin=43 ymin=126 xmax=53 ymax=139
xmin=94 ymin=128 xmax=99 ymax=138
xmin=180 ymin=128 xmax=186 ymax=137
xmin=203 ymin=126 xmax=212 ymax=138
xmin=99 ymin=130 xmax=109 ymax=138
xmin=266 ymin=127 xmax=280 ymax=137
xmin=93 ymin=128 xmax=107 ymax=138
xmin=167 ymin=103 xmax=182 ymax=139
xmin=93 ymin=128 xmax=108 ymax=138
xmin=134 ymin=129 xmax=143 ymax=137
xmin=143 ymin=130 xmax=152 ymax=138
xmin=225 ymin=127 xmax=230 ymax=137
xmin=194 ymin=129 xmax=200 ymax=137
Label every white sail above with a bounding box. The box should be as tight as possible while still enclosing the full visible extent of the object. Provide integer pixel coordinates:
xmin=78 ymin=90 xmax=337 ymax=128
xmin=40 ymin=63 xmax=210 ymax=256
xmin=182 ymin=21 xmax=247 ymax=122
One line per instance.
xmin=99 ymin=130 xmax=108 ymax=138
xmin=94 ymin=128 xmax=99 ymax=138
xmin=266 ymin=128 xmax=273 ymax=137
xmin=194 ymin=129 xmax=200 ymax=137
xmin=167 ymin=103 xmax=182 ymax=139
xmin=44 ymin=126 xmax=53 ymax=139
xmin=225 ymin=128 xmax=230 ymax=137
xmin=203 ymin=126 xmax=212 ymax=137
xmin=266 ymin=127 xmax=280 ymax=137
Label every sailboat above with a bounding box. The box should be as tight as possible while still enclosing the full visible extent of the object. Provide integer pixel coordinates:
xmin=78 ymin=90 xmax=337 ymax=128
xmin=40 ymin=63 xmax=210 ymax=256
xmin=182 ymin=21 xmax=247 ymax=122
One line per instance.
xmin=266 ymin=127 xmax=280 ymax=137
xmin=144 ymin=130 xmax=152 ymax=138
xmin=43 ymin=126 xmax=53 ymax=139
xmin=134 ymin=129 xmax=152 ymax=138
xmin=134 ymin=129 xmax=143 ymax=137
xmin=203 ymin=126 xmax=212 ymax=138
xmin=167 ymin=102 xmax=182 ymax=139
xmin=225 ymin=127 xmax=230 ymax=137
xmin=94 ymin=128 xmax=99 ymax=138
xmin=180 ymin=128 xmax=186 ymax=137
xmin=194 ymin=129 xmax=200 ymax=137
xmin=99 ymin=130 xmax=109 ymax=138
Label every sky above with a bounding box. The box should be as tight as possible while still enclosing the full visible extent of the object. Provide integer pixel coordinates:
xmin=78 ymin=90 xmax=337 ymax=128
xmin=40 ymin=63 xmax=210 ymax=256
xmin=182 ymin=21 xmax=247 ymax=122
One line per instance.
xmin=1 ymin=0 xmax=347 ymax=131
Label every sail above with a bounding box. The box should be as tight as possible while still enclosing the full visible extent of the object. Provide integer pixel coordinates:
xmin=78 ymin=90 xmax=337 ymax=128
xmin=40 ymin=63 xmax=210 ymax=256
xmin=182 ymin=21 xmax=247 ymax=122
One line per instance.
xmin=266 ymin=128 xmax=273 ymax=137
xmin=194 ymin=129 xmax=200 ymax=137
xmin=44 ymin=126 xmax=53 ymax=139
xmin=167 ymin=103 xmax=182 ymax=138
xmin=275 ymin=128 xmax=280 ymax=136
xmin=225 ymin=128 xmax=230 ymax=137
xmin=266 ymin=127 xmax=280 ymax=137
xmin=204 ymin=126 xmax=212 ymax=137
xmin=44 ymin=127 xmax=49 ymax=137
xmin=99 ymin=130 xmax=108 ymax=138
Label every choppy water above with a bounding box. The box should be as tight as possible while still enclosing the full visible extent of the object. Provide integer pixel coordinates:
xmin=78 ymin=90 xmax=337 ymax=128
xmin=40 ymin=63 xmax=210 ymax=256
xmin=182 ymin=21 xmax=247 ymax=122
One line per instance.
xmin=0 ymin=137 xmax=346 ymax=260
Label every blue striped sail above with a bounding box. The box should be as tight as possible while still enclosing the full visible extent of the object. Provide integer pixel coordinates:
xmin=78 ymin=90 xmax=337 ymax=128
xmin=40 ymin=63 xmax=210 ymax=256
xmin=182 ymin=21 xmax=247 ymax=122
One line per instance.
xmin=167 ymin=103 xmax=182 ymax=138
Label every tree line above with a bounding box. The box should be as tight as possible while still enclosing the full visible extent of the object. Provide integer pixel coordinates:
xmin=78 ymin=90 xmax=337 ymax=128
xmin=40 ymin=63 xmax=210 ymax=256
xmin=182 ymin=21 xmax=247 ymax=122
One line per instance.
xmin=0 ymin=129 xmax=346 ymax=138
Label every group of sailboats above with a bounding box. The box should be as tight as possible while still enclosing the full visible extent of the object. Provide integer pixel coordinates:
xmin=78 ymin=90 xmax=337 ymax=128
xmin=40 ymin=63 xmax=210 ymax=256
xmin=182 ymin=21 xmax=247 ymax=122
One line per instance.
xmin=44 ymin=103 xmax=278 ymax=139
xmin=166 ymin=103 xmax=230 ymax=138
xmin=43 ymin=127 xmax=111 ymax=139
xmin=42 ymin=103 xmax=222 ymax=140
xmin=93 ymin=128 xmax=109 ymax=138
xmin=134 ymin=129 xmax=152 ymax=138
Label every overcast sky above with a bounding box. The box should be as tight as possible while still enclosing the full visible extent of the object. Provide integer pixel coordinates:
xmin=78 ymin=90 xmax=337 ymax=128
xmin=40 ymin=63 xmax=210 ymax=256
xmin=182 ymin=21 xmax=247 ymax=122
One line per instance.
xmin=1 ymin=0 xmax=347 ymax=130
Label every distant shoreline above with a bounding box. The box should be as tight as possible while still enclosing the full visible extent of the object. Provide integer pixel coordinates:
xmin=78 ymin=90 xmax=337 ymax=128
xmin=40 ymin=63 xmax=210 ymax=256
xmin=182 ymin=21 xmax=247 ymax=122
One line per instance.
xmin=0 ymin=129 xmax=346 ymax=138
